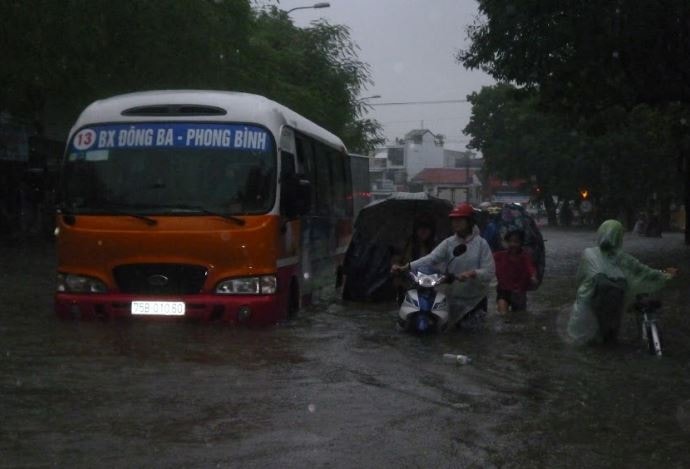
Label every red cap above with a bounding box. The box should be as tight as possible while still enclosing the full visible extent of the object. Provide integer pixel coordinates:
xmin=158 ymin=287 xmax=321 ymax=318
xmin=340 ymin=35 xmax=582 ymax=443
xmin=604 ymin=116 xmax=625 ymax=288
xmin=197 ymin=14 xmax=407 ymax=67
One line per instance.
xmin=449 ymin=202 xmax=474 ymax=218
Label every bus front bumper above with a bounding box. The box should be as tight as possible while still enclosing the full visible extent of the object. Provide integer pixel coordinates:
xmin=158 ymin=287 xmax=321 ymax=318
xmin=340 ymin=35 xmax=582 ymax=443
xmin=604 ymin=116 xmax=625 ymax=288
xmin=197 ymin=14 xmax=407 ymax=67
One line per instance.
xmin=55 ymin=293 xmax=283 ymax=325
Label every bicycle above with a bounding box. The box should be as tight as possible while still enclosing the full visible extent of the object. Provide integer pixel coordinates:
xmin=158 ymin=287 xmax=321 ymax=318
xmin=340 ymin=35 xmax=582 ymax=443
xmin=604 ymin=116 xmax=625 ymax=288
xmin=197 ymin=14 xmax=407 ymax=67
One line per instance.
xmin=635 ymin=294 xmax=663 ymax=357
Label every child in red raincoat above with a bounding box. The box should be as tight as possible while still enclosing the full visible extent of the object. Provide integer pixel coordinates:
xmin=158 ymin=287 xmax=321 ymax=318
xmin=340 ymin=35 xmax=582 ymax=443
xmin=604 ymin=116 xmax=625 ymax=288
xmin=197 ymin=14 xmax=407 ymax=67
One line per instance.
xmin=493 ymin=229 xmax=537 ymax=313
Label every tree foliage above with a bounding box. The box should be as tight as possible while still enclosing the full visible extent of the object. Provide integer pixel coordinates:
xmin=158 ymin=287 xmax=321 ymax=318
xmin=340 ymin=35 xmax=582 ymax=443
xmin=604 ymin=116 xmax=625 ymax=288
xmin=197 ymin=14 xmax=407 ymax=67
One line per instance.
xmin=0 ymin=0 xmax=381 ymax=152
xmin=458 ymin=1 xmax=689 ymax=235
xmin=465 ymin=84 xmax=578 ymax=195
xmin=0 ymin=0 xmax=252 ymax=119
xmin=460 ymin=0 xmax=690 ymax=112
xmin=466 ymin=83 xmax=683 ymax=222
xmin=243 ymin=9 xmax=383 ymax=153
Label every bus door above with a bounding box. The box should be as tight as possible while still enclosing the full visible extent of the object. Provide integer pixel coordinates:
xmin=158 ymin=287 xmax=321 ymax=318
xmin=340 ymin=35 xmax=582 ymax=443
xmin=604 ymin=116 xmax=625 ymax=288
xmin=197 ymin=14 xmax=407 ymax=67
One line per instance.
xmin=278 ymin=127 xmax=311 ymax=307
xmin=298 ymin=135 xmax=352 ymax=301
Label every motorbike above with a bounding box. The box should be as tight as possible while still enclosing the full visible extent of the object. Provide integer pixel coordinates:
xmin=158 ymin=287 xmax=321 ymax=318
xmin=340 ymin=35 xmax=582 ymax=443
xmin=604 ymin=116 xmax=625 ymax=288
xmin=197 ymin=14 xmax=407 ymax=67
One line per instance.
xmin=397 ymin=244 xmax=466 ymax=334
xmin=397 ymin=268 xmax=450 ymax=333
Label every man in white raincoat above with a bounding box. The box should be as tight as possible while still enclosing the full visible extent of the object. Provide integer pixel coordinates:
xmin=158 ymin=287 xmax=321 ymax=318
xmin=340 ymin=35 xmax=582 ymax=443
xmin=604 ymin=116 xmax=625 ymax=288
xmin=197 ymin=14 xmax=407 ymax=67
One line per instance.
xmin=567 ymin=219 xmax=677 ymax=345
xmin=393 ymin=203 xmax=495 ymax=327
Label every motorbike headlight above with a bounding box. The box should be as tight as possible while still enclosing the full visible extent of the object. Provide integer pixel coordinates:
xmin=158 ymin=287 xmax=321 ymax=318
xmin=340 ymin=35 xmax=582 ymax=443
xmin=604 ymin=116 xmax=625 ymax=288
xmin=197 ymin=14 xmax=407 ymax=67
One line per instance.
xmin=215 ymin=275 xmax=277 ymax=295
xmin=419 ymin=276 xmax=435 ymax=288
xmin=57 ymin=273 xmax=107 ymax=293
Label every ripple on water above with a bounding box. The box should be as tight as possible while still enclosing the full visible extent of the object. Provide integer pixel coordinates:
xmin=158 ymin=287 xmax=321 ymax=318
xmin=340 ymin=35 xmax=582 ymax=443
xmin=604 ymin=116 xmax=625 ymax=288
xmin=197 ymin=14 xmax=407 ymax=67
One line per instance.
xmin=677 ymin=399 xmax=690 ymax=433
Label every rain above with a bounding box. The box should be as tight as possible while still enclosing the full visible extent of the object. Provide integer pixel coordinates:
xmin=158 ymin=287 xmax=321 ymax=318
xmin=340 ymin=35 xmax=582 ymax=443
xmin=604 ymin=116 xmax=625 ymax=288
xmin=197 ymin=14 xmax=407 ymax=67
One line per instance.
xmin=1 ymin=1 xmax=690 ymax=467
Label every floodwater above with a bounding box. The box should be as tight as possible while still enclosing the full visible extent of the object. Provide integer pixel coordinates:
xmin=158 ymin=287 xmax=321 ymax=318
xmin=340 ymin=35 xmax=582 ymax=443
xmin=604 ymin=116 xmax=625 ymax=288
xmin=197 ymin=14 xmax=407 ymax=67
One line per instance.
xmin=1 ymin=229 xmax=689 ymax=468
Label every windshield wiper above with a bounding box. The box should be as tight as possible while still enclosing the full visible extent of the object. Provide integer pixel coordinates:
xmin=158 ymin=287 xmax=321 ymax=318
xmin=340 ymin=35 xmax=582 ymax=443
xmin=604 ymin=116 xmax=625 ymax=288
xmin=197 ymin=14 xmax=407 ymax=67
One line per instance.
xmin=59 ymin=204 xmax=158 ymax=226
xmin=113 ymin=211 xmax=158 ymax=226
xmin=94 ymin=204 xmax=158 ymax=226
xmin=158 ymin=204 xmax=246 ymax=226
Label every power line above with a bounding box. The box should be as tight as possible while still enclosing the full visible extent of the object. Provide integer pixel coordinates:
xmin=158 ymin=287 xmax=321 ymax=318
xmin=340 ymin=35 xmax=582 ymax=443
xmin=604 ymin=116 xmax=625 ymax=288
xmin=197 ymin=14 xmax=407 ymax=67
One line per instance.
xmin=368 ymin=99 xmax=470 ymax=106
xmin=377 ymin=116 xmax=469 ymax=124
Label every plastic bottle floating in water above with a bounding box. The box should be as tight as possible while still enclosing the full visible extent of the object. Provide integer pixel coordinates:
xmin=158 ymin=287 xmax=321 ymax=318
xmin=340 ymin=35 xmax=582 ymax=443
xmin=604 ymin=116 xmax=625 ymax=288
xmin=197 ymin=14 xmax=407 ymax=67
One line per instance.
xmin=443 ymin=353 xmax=472 ymax=365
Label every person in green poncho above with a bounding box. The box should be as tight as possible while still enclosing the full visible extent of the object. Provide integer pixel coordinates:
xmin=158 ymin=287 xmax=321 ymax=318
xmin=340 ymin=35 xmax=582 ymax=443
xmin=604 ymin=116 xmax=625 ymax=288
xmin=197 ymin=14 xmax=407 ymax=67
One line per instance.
xmin=567 ymin=219 xmax=678 ymax=345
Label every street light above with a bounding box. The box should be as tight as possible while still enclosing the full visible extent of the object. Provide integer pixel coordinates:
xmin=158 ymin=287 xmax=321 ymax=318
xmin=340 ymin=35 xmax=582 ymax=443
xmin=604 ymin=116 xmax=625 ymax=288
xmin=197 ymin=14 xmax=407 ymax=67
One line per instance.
xmin=286 ymin=2 xmax=331 ymax=14
xmin=359 ymin=94 xmax=382 ymax=101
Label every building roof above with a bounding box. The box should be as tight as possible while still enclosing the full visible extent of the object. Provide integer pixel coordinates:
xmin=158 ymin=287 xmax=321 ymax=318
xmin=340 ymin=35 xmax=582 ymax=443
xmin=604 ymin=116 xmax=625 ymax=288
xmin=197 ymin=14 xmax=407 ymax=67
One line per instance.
xmin=411 ymin=168 xmax=474 ymax=185
xmin=404 ymin=129 xmax=435 ymax=140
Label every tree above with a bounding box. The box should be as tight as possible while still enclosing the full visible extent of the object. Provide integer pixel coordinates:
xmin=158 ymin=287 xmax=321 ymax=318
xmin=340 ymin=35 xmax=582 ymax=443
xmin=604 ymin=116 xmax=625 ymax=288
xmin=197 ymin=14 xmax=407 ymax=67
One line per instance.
xmin=0 ymin=1 xmax=382 ymax=152
xmin=464 ymin=84 xmax=586 ymax=224
xmin=464 ymin=84 xmax=683 ymax=226
xmin=459 ymin=0 xmax=690 ymax=242
xmin=460 ymin=1 xmax=690 ymax=110
xmin=0 ymin=0 xmax=253 ymax=124
xmin=243 ymin=9 xmax=383 ymax=152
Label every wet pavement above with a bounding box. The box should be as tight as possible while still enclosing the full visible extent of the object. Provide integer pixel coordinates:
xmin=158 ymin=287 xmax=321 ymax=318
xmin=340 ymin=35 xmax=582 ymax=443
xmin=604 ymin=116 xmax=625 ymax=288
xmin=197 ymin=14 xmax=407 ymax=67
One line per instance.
xmin=1 ymin=229 xmax=690 ymax=468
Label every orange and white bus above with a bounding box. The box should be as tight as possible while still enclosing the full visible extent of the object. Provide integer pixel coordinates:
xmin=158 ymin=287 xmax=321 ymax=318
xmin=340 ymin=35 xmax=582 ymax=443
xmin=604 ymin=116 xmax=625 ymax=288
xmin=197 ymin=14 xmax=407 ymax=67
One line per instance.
xmin=55 ymin=91 xmax=354 ymax=325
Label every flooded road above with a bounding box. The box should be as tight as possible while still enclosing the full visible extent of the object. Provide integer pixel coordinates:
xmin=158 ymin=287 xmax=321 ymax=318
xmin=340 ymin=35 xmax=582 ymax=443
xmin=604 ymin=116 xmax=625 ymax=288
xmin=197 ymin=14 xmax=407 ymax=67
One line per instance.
xmin=1 ymin=229 xmax=689 ymax=468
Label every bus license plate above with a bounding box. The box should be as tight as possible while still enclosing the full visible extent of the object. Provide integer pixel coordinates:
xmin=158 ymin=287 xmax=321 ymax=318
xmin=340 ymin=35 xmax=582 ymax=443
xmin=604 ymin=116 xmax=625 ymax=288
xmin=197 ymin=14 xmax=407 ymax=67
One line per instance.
xmin=131 ymin=301 xmax=185 ymax=316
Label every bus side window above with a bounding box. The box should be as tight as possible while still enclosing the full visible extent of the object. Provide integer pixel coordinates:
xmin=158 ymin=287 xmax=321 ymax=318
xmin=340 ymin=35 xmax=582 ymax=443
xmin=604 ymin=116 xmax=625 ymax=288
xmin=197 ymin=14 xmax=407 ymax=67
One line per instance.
xmin=295 ymin=136 xmax=316 ymax=214
xmin=350 ymin=155 xmax=370 ymax=216
xmin=328 ymin=149 xmax=348 ymax=216
xmin=281 ymin=151 xmax=296 ymax=179
xmin=295 ymin=136 xmax=310 ymax=176
xmin=314 ymin=142 xmax=333 ymax=215
xmin=280 ymin=151 xmax=297 ymax=217
xmin=342 ymin=152 xmax=353 ymax=217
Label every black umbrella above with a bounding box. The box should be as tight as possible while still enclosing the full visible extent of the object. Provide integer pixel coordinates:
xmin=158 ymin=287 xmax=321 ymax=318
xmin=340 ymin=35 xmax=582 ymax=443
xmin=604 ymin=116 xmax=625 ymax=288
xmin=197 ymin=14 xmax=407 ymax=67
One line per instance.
xmin=354 ymin=192 xmax=453 ymax=253
xmin=343 ymin=192 xmax=453 ymax=302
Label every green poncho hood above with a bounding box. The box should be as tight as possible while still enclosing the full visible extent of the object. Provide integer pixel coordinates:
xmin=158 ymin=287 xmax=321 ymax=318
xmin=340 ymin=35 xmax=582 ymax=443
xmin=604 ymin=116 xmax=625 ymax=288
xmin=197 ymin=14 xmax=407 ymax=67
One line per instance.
xmin=596 ymin=219 xmax=624 ymax=254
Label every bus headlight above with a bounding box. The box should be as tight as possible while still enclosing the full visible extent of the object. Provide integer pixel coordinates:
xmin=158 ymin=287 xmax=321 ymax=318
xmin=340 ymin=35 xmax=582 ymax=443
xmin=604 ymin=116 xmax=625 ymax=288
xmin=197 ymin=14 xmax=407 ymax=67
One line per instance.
xmin=260 ymin=275 xmax=277 ymax=294
xmin=215 ymin=275 xmax=277 ymax=295
xmin=57 ymin=273 xmax=107 ymax=293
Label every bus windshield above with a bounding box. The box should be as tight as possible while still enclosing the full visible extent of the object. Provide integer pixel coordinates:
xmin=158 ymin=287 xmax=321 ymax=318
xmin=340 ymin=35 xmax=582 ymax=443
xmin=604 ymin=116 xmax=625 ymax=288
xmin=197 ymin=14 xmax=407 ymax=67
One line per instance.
xmin=61 ymin=123 xmax=276 ymax=215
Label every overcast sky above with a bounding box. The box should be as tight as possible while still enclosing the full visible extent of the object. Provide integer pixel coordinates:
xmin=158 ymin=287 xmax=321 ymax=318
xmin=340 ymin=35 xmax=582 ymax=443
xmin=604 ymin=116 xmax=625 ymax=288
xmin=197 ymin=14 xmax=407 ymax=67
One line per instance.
xmin=280 ymin=0 xmax=496 ymax=151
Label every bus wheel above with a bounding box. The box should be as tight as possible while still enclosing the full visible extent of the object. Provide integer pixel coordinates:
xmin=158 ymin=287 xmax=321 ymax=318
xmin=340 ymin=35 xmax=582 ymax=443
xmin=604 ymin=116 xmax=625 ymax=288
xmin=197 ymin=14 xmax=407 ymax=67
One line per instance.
xmin=288 ymin=280 xmax=300 ymax=320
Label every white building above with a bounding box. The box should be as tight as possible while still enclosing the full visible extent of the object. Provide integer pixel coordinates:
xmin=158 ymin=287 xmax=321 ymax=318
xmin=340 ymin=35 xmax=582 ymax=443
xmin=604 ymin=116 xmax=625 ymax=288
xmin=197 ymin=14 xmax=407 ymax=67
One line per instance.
xmin=369 ymin=128 xmax=484 ymax=203
xmin=402 ymin=129 xmax=445 ymax=180
xmin=369 ymin=146 xmax=402 ymax=200
xmin=369 ymin=129 xmax=445 ymax=198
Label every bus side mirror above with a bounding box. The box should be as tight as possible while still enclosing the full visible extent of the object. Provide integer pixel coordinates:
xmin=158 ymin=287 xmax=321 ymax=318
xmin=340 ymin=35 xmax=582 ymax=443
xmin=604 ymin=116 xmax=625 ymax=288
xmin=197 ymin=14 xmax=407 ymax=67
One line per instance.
xmin=282 ymin=174 xmax=311 ymax=218
xmin=295 ymin=177 xmax=311 ymax=216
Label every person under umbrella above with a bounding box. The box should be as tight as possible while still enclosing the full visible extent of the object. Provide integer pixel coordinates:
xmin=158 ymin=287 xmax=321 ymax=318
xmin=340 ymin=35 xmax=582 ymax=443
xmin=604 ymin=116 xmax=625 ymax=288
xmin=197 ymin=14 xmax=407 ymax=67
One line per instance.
xmin=392 ymin=213 xmax=438 ymax=304
xmin=481 ymin=205 xmax=503 ymax=252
